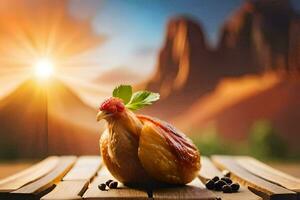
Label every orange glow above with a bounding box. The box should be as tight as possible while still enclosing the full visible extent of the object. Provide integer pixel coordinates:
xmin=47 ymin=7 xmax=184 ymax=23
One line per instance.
xmin=0 ymin=0 xmax=103 ymax=79
xmin=176 ymin=72 xmax=281 ymax=128
xmin=34 ymin=58 xmax=54 ymax=79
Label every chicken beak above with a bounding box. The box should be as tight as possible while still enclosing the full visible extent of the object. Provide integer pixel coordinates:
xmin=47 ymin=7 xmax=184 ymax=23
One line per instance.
xmin=96 ymin=111 xmax=109 ymax=121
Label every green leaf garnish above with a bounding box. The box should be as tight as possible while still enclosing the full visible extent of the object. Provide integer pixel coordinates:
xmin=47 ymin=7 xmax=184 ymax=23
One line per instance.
xmin=112 ymin=85 xmax=132 ymax=104
xmin=126 ymin=91 xmax=160 ymax=111
xmin=112 ymin=85 xmax=160 ymax=111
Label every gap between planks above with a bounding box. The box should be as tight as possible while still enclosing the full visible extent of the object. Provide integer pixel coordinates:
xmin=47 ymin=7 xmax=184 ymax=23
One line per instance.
xmin=0 ymin=156 xmax=59 ymax=192
xmin=235 ymin=156 xmax=300 ymax=192
xmin=83 ymin=167 xmax=149 ymax=200
xmin=41 ymin=156 xmax=102 ymax=200
xmin=151 ymin=177 xmax=216 ymax=200
xmin=211 ymin=155 xmax=297 ymax=200
xmin=199 ymin=156 xmax=262 ymax=200
xmin=0 ymin=156 xmax=77 ymax=200
xmin=3 ymin=155 xmax=298 ymax=200
xmin=83 ymin=165 xmax=216 ymax=200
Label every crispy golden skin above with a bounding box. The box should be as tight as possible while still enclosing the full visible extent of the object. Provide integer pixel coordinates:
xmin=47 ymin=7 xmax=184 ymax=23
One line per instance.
xmin=99 ymin=109 xmax=200 ymax=185
xmin=100 ymin=111 xmax=151 ymax=184
xmin=138 ymin=115 xmax=200 ymax=184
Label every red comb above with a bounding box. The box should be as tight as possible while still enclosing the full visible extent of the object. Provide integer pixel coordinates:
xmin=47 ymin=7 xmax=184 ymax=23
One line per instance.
xmin=99 ymin=97 xmax=125 ymax=113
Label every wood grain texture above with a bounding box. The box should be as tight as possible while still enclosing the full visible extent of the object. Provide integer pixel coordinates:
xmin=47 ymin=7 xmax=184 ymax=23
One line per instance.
xmin=41 ymin=180 xmax=88 ymax=200
xmin=270 ymin=163 xmax=300 ymax=178
xmin=7 ymin=156 xmax=76 ymax=199
xmin=236 ymin=156 xmax=300 ymax=192
xmin=199 ymin=157 xmax=224 ymax=182
xmin=199 ymin=157 xmax=262 ymax=200
xmin=0 ymin=156 xmax=59 ymax=192
xmin=212 ymin=155 xmax=297 ymax=200
xmin=63 ymin=156 xmax=101 ymax=181
xmin=1 ymin=155 xmax=298 ymax=200
xmin=0 ymin=162 xmax=33 ymax=179
xmin=152 ymin=177 xmax=216 ymax=200
xmin=42 ymin=156 xmax=101 ymax=200
xmin=82 ymin=167 xmax=149 ymax=200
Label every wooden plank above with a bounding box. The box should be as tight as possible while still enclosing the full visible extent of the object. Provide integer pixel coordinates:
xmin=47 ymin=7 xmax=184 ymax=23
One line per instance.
xmin=199 ymin=157 xmax=224 ymax=181
xmin=211 ymin=155 xmax=297 ymax=200
xmin=41 ymin=181 xmax=88 ymax=200
xmin=0 ymin=156 xmax=59 ymax=192
xmin=270 ymin=163 xmax=300 ymax=178
xmin=63 ymin=156 xmax=101 ymax=181
xmin=0 ymin=162 xmax=34 ymax=179
xmin=82 ymin=167 xmax=149 ymax=200
xmin=6 ymin=156 xmax=76 ymax=200
xmin=236 ymin=156 xmax=300 ymax=192
xmin=41 ymin=156 xmax=101 ymax=200
xmin=152 ymin=177 xmax=216 ymax=200
xmin=199 ymin=157 xmax=262 ymax=200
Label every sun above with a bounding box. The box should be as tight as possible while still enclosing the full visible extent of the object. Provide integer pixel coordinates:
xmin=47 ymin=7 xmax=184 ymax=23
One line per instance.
xmin=34 ymin=58 xmax=54 ymax=79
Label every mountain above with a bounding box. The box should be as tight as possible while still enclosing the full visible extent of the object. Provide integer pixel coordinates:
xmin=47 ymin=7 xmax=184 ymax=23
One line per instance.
xmin=175 ymin=73 xmax=300 ymax=152
xmin=0 ymin=78 xmax=103 ymax=158
xmin=218 ymin=0 xmax=300 ymax=72
xmin=144 ymin=16 xmax=217 ymax=119
xmin=144 ymin=0 xmax=300 ymax=120
xmin=147 ymin=16 xmax=210 ymax=96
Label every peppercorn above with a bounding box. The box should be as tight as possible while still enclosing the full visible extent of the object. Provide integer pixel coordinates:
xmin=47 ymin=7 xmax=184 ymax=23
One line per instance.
xmin=221 ymin=177 xmax=232 ymax=184
xmin=215 ymin=180 xmax=226 ymax=191
xmin=205 ymin=179 xmax=215 ymax=190
xmin=222 ymin=184 xmax=232 ymax=193
xmin=105 ymin=179 xmax=113 ymax=186
xmin=109 ymin=181 xmax=118 ymax=189
xmin=222 ymin=170 xmax=231 ymax=177
xmin=212 ymin=176 xmax=220 ymax=182
xmin=230 ymin=183 xmax=240 ymax=192
xmin=98 ymin=183 xmax=106 ymax=191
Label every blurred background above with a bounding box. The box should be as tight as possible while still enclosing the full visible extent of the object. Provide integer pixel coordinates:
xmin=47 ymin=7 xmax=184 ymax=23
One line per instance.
xmin=0 ymin=0 xmax=299 ymax=161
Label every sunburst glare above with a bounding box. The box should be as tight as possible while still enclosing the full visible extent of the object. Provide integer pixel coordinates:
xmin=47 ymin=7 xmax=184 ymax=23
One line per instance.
xmin=34 ymin=58 xmax=54 ymax=79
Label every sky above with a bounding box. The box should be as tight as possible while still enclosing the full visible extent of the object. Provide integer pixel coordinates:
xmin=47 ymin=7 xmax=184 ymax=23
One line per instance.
xmin=68 ymin=0 xmax=300 ymax=79
xmin=0 ymin=0 xmax=299 ymax=106
xmin=69 ymin=0 xmax=246 ymax=77
xmin=61 ymin=0 xmax=250 ymax=106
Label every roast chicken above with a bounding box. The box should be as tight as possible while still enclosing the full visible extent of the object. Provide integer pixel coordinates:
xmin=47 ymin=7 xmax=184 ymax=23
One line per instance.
xmin=97 ymin=96 xmax=200 ymax=185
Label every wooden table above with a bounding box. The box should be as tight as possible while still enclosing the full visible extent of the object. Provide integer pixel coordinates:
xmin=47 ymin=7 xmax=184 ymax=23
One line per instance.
xmin=2 ymin=161 xmax=300 ymax=180
xmin=0 ymin=155 xmax=299 ymax=200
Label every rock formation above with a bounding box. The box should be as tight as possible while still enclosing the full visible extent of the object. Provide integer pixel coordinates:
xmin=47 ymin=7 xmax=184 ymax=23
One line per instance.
xmin=145 ymin=0 xmax=300 ymax=120
xmin=219 ymin=0 xmax=300 ymax=72
xmin=145 ymin=16 xmax=217 ymax=119
xmin=148 ymin=16 xmax=212 ymax=97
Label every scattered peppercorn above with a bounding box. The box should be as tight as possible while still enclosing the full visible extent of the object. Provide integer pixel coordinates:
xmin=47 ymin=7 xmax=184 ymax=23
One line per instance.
xmin=109 ymin=181 xmax=118 ymax=189
xmin=222 ymin=185 xmax=232 ymax=193
xmin=106 ymin=179 xmax=113 ymax=186
xmin=215 ymin=180 xmax=226 ymax=191
xmin=212 ymin=176 xmax=219 ymax=182
xmin=221 ymin=177 xmax=232 ymax=184
xmin=98 ymin=183 xmax=106 ymax=191
xmin=205 ymin=179 xmax=215 ymax=190
xmin=205 ymin=175 xmax=239 ymax=194
xmin=222 ymin=170 xmax=231 ymax=177
xmin=230 ymin=183 xmax=240 ymax=192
